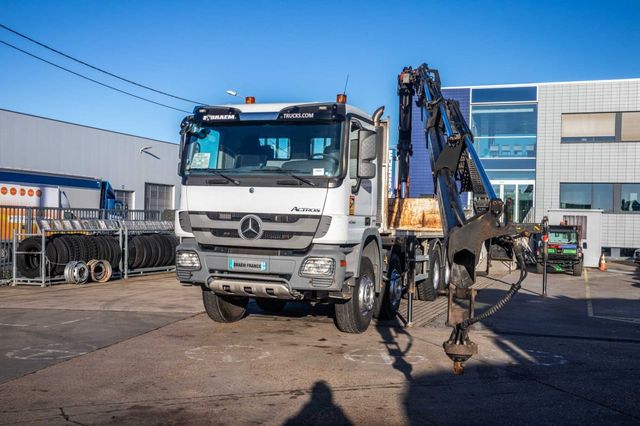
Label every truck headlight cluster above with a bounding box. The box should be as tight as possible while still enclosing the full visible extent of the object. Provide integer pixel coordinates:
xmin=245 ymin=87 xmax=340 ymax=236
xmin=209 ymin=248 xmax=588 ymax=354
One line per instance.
xmin=176 ymin=250 xmax=201 ymax=270
xmin=300 ymin=257 xmax=335 ymax=276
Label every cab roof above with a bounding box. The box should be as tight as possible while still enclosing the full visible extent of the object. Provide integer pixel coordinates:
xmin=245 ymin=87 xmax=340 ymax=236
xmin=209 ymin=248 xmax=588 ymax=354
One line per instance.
xmin=204 ymin=102 xmax=373 ymax=120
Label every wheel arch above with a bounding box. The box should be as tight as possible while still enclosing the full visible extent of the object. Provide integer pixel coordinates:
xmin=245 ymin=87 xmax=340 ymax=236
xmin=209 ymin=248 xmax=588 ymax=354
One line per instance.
xmin=345 ymin=229 xmax=383 ymax=293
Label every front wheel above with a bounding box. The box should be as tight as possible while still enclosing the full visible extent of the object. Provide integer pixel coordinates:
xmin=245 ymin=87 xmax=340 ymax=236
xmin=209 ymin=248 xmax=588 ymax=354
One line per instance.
xmin=334 ymin=257 xmax=376 ymax=333
xmin=202 ymin=288 xmax=248 ymax=323
xmin=573 ymin=259 xmax=583 ymax=276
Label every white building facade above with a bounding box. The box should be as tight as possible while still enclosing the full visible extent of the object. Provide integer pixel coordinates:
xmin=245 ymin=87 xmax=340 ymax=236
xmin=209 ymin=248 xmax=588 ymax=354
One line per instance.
xmin=406 ymin=79 xmax=640 ymax=258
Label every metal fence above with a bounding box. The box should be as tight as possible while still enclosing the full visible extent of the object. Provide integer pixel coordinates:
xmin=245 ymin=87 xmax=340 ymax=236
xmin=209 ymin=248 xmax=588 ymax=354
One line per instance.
xmin=0 ymin=206 xmax=169 ymax=282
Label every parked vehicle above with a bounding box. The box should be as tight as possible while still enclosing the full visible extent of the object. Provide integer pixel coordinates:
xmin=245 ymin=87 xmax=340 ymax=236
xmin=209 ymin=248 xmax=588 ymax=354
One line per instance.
xmin=174 ymin=64 xmax=543 ymax=373
xmin=1 ymin=168 xmax=121 ymax=210
xmin=535 ymin=224 xmax=584 ymax=276
xmin=634 ymin=248 xmax=640 ymax=264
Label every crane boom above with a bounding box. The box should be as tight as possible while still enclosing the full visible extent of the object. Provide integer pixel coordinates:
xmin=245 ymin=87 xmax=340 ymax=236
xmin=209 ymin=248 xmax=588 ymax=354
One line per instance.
xmin=397 ymin=64 xmax=545 ymax=373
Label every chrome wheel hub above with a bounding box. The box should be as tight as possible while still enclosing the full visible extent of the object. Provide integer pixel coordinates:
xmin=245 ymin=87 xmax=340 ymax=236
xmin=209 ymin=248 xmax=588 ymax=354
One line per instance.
xmin=359 ymin=275 xmax=375 ymax=316
xmin=432 ymin=259 xmax=440 ymax=290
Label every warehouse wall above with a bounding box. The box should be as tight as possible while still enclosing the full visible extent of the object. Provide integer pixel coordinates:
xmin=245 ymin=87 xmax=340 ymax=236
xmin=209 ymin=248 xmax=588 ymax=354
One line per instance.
xmin=536 ymin=80 xmax=640 ymax=250
xmin=0 ymin=109 xmax=181 ymax=210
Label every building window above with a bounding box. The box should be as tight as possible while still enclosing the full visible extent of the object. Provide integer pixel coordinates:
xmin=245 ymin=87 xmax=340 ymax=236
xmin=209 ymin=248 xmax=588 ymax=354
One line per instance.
xmin=144 ymin=183 xmax=173 ymax=212
xmin=620 ymin=183 xmax=640 ymax=212
xmin=471 ymin=104 xmax=537 ymax=158
xmin=560 ymin=183 xmax=613 ymax=212
xmin=114 ymin=190 xmax=134 ymax=210
xmin=621 ymin=112 xmax=640 ymax=142
xmin=620 ymin=248 xmax=637 ymax=257
xmin=471 ymin=87 xmax=537 ymax=103
xmin=561 ymin=113 xmax=616 ymax=143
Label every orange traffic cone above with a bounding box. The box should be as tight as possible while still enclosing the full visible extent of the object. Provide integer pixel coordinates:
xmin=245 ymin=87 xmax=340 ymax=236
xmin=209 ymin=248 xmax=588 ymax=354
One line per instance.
xmin=599 ymin=253 xmax=607 ymax=272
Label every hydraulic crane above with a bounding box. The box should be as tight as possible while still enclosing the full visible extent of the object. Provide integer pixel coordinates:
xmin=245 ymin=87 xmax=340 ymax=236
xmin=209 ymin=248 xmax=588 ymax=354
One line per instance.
xmin=397 ymin=64 xmax=544 ymax=374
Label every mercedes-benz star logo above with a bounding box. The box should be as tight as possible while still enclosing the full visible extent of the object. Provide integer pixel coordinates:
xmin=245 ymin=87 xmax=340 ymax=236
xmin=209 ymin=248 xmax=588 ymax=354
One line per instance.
xmin=238 ymin=214 xmax=263 ymax=240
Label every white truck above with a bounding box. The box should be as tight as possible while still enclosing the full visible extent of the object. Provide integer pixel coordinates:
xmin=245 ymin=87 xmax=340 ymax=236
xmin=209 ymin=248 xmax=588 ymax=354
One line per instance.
xmin=174 ymin=98 xmax=445 ymax=333
xmin=175 ymin=64 xmax=541 ymax=371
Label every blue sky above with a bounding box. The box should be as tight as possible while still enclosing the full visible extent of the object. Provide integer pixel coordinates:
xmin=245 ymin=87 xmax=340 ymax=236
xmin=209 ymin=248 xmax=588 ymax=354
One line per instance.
xmin=1 ymin=0 xmax=639 ymax=143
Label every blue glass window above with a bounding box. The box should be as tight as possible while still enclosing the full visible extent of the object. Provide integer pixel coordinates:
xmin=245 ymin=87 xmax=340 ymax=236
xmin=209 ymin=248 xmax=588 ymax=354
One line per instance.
xmin=486 ymin=170 xmax=536 ymax=180
xmin=471 ymin=87 xmax=537 ymax=103
xmin=471 ymin=104 xmax=537 ymax=158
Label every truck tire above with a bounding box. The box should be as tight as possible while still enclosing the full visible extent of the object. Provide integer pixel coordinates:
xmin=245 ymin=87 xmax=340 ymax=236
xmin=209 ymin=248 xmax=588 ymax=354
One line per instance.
xmin=536 ymin=262 xmax=544 ymax=274
xmin=378 ymin=254 xmax=403 ymax=320
xmin=255 ymin=298 xmax=287 ymax=312
xmin=334 ymin=257 xmax=376 ymax=333
xmin=16 ymin=237 xmax=45 ymax=278
xmin=202 ymin=288 xmax=248 ymax=323
xmin=417 ymin=241 xmax=441 ymax=301
xmin=573 ymin=259 xmax=583 ymax=276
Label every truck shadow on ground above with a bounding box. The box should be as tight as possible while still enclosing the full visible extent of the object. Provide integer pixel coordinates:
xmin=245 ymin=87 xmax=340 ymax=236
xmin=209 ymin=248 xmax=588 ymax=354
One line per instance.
xmin=376 ymin=283 xmax=640 ymax=424
xmin=247 ymin=272 xmax=640 ymax=424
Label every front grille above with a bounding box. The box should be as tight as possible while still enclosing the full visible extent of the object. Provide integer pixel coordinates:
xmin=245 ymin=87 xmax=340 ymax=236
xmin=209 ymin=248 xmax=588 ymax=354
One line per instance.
xmin=262 ymin=231 xmax=295 ymax=240
xmin=212 ymin=229 xmax=240 ymax=238
xmin=190 ymin=211 xmax=324 ymax=250
xmin=207 ymin=212 xmax=309 ymax=223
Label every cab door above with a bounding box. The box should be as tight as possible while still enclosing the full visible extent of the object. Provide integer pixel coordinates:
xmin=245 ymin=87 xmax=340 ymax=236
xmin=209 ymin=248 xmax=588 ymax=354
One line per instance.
xmin=347 ymin=118 xmax=377 ymax=230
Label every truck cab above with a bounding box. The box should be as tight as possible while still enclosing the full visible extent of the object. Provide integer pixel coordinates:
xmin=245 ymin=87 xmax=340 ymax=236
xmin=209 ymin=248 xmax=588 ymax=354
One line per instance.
xmin=175 ymin=99 xmax=394 ymax=332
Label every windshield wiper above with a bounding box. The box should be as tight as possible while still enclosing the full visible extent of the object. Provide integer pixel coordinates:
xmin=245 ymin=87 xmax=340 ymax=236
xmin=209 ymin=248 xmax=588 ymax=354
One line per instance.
xmin=209 ymin=170 xmax=240 ymax=185
xmin=250 ymin=169 xmax=316 ymax=187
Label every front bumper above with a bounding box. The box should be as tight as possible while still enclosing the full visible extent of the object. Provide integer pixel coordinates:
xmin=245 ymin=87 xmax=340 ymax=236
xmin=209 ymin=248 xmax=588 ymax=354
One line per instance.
xmin=176 ymin=240 xmax=347 ymax=299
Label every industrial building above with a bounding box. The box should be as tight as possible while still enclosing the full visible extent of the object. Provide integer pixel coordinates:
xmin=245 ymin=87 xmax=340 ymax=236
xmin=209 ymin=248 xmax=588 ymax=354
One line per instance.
xmin=0 ymin=108 xmax=180 ymax=211
xmin=410 ymin=78 xmax=640 ymax=259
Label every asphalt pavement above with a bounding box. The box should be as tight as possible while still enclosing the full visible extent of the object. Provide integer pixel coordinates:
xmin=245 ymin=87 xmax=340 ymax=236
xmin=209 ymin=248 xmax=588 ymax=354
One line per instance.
xmin=0 ymin=263 xmax=638 ymax=425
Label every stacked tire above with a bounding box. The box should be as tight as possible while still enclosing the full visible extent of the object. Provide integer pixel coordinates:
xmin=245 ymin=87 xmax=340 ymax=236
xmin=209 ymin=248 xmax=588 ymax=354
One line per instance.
xmin=127 ymin=234 xmax=178 ymax=270
xmin=16 ymin=234 xmax=122 ymax=278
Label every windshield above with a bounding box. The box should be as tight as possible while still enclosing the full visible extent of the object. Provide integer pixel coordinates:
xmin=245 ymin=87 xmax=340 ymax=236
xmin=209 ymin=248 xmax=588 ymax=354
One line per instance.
xmin=183 ymin=121 xmax=343 ymax=177
xmin=548 ymin=231 xmax=578 ymax=244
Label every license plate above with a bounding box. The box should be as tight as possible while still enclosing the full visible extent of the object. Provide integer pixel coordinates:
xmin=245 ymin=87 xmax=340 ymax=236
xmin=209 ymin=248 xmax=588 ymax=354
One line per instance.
xmin=228 ymin=258 xmax=268 ymax=272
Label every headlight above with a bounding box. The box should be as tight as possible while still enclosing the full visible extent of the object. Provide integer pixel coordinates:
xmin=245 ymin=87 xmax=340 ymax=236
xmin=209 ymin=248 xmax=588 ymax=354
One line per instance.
xmin=300 ymin=257 xmax=335 ymax=276
xmin=176 ymin=250 xmax=201 ymax=270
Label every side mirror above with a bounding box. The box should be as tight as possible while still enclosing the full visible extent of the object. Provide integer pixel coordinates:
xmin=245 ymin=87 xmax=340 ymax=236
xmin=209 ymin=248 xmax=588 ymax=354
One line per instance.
xmin=582 ymin=242 xmax=588 ymax=249
xmin=179 ymin=115 xmax=194 ymax=159
xmin=357 ymin=129 xmax=377 ymax=179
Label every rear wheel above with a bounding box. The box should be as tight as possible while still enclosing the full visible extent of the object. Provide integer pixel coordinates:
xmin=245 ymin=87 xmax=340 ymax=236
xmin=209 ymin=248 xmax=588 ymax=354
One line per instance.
xmin=334 ymin=257 xmax=376 ymax=333
xmin=255 ymin=298 xmax=287 ymax=312
xmin=378 ymin=254 xmax=403 ymax=320
xmin=417 ymin=241 xmax=441 ymax=301
xmin=202 ymin=288 xmax=248 ymax=323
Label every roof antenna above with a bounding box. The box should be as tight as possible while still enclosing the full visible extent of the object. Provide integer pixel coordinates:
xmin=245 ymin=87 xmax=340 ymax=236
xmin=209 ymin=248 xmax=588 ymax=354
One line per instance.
xmin=342 ymin=73 xmax=350 ymax=95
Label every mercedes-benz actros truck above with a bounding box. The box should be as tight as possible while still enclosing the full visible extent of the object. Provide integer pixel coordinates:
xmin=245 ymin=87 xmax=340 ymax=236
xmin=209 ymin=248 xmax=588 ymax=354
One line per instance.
xmin=174 ymin=97 xmax=447 ymax=333
xmin=175 ymin=64 xmax=542 ymax=371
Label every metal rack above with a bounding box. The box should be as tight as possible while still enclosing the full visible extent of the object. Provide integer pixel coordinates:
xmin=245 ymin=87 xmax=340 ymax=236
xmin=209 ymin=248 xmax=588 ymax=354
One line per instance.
xmin=122 ymin=220 xmax=176 ymax=279
xmin=11 ymin=221 xmax=123 ymax=287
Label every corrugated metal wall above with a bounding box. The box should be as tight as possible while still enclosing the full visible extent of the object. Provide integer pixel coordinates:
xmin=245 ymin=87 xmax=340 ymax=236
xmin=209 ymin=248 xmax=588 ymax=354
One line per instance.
xmin=0 ymin=109 xmax=181 ymax=210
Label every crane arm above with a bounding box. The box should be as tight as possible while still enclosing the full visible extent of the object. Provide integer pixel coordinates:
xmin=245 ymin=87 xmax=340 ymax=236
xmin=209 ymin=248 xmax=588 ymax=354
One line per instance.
xmin=397 ymin=63 xmax=545 ymax=373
